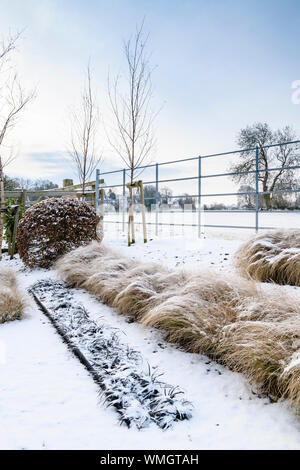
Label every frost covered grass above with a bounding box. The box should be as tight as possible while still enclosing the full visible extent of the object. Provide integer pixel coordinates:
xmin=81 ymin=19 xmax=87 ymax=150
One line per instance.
xmin=56 ymin=241 xmax=300 ymax=408
xmin=2 ymin=238 xmax=300 ymax=449
xmin=235 ymin=229 xmax=300 ymax=286
xmin=0 ymin=266 xmax=28 ymax=323
xmin=31 ymin=278 xmax=193 ymax=430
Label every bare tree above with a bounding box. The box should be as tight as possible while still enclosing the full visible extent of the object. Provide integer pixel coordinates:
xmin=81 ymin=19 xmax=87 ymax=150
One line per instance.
xmin=108 ymin=22 xmax=158 ymax=244
xmin=68 ymin=64 xmax=101 ymax=198
xmin=230 ymin=123 xmax=300 ymax=210
xmin=237 ymin=185 xmax=255 ymax=209
xmin=0 ymin=33 xmax=35 ymax=258
xmin=160 ymin=186 xmax=172 ymax=205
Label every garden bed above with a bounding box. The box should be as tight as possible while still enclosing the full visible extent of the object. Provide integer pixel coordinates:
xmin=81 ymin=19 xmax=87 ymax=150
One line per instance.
xmin=31 ymin=279 xmax=192 ymax=430
xmin=1 ymin=237 xmax=300 ymax=449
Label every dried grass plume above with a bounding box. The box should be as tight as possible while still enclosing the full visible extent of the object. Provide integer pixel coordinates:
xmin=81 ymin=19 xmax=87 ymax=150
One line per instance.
xmin=0 ymin=266 xmax=28 ymax=323
xmin=56 ymin=241 xmax=300 ymax=408
xmin=235 ymin=229 xmax=300 ymax=286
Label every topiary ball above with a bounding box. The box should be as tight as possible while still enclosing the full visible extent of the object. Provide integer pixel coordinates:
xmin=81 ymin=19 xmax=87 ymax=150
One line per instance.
xmin=17 ymin=197 xmax=102 ymax=268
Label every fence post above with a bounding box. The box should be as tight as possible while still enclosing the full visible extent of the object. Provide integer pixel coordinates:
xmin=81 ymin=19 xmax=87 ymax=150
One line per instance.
xmin=198 ymin=155 xmax=202 ymax=238
xmin=10 ymin=205 xmax=20 ymax=260
xmin=255 ymin=146 xmax=259 ymax=232
xmin=95 ymin=169 xmax=100 ymax=210
xmin=122 ymin=169 xmax=126 ymax=232
xmin=155 ymin=163 xmax=159 ymax=236
xmin=21 ymin=189 xmax=27 ymax=207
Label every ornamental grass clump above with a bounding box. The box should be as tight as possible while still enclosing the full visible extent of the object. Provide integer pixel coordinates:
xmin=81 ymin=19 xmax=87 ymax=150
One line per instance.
xmin=0 ymin=267 xmax=27 ymax=323
xmin=17 ymin=197 xmax=102 ymax=268
xmin=56 ymin=242 xmax=300 ymax=408
xmin=235 ymin=229 xmax=300 ymax=286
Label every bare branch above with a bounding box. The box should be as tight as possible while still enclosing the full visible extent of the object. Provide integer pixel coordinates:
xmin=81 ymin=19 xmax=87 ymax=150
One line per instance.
xmin=107 ymin=21 xmax=159 ymax=184
xmin=68 ymin=63 xmax=102 ymax=196
xmin=230 ymin=122 xmax=300 ymax=210
xmin=0 ymin=32 xmax=35 ymax=170
xmin=0 ymin=30 xmax=35 ymax=259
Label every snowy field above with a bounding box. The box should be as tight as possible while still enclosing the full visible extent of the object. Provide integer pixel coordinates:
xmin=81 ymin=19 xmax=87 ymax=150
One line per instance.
xmin=103 ymin=210 xmax=300 ymax=240
xmin=1 ymin=232 xmax=300 ymax=449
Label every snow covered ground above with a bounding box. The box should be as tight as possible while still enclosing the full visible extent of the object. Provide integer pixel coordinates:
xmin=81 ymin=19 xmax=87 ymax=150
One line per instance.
xmin=103 ymin=210 xmax=300 ymax=240
xmin=1 ymin=233 xmax=300 ymax=449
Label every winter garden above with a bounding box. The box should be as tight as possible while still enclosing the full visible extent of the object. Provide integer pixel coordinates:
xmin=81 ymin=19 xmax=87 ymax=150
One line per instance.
xmin=1 ymin=13 xmax=300 ymax=451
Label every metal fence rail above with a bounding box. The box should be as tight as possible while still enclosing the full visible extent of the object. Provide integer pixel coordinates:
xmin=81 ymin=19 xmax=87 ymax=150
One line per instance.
xmin=95 ymin=141 xmax=300 ymax=237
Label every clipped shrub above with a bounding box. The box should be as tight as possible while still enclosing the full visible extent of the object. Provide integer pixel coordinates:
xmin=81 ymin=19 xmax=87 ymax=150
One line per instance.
xmin=17 ymin=197 xmax=102 ymax=268
xmin=235 ymin=229 xmax=300 ymax=286
xmin=0 ymin=267 xmax=28 ymax=323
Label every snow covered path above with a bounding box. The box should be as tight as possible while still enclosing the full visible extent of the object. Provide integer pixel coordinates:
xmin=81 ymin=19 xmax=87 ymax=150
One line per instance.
xmin=1 ymin=235 xmax=300 ymax=449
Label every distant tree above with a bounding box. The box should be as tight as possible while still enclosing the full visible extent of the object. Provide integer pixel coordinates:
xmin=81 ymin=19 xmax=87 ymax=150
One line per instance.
xmin=295 ymin=187 xmax=300 ymax=209
xmin=11 ymin=177 xmax=58 ymax=191
xmin=68 ymin=64 xmax=101 ymax=198
xmin=271 ymin=180 xmax=295 ymax=209
xmin=107 ymin=188 xmax=116 ymax=201
xmin=237 ymin=185 xmax=255 ymax=208
xmin=143 ymin=185 xmax=156 ymax=211
xmin=209 ymin=203 xmax=227 ymax=210
xmin=178 ymin=194 xmax=196 ymax=211
xmin=107 ymin=188 xmax=119 ymax=211
xmin=230 ymin=123 xmax=300 ymax=210
xmin=160 ymin=186 xmax=172 ymax=205
xmin=32 ymin=179 xmax=58 ymax=191
xmin=271 ymin=194 xmax=290 ymax=210
xmin=13 ymin=177 xmax=33 ymax=189
xmin=237 ymin=185 xmax=268 ymax=209
xmin=4 ymin=175 xmax=18 ymax=190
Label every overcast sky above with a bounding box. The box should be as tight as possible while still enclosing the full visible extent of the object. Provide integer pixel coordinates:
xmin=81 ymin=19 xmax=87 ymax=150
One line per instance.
xmin=1 ymin=0 xmax=300 ymax=186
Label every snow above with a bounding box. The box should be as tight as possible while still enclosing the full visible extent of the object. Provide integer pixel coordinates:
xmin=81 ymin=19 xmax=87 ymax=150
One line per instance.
xmin=1 ymin=233 xmax=300 ymax=449
xmin=285 ymin=353 xmax=300 ymax=374
xmin=31 ymin=279 xmax=193 ymax=430
xmin=104 ymin=210 xmax=300 ymax=240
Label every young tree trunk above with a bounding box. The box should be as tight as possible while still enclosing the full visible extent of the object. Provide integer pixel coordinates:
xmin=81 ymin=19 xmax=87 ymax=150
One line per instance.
xmin=126 ymin=184 xmax=131 ymax=246
xmin=82 ymin=179 xmax=86 ymax=201
xmin=127 ymin=169 xmax=135 ymax=245
xmin=127 ymin=210 xmax=131 ymax=247
xmin=139 ymin=181 xmax=147 ymax=243
xmin=0 ymin=166 xmax=5 ymax=260
xmin=108 ymin=24 xmax=157 ymax=241
xmin=264 ymin=192 xmax=272 ymax=211
xmin=99 ymin=188 xmax=104 ymax=232
xmin=128 ymin=185 xmax=135 ymax=246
